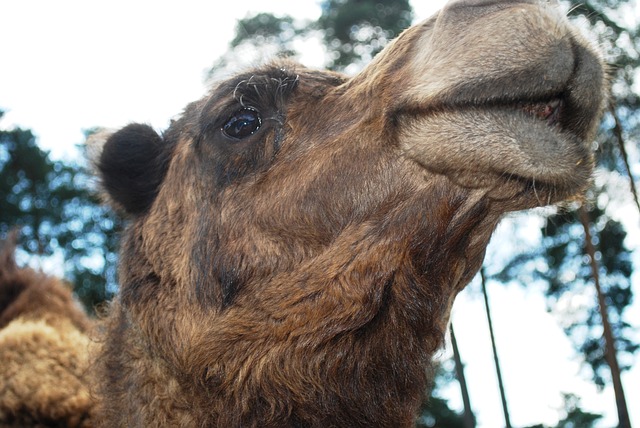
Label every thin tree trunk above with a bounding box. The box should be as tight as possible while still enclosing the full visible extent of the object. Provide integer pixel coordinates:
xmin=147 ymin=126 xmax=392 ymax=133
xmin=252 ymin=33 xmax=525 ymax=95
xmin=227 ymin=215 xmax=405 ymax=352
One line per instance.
xmin=578 ymin=206 xmax=631 ymax=428
xmin=450 ymin=323 xmax=476 ymax=428
xmin=480 ymin=269 xmax=512 ymax=428
xmin=609 ymin=103 xmax=640 ymax=219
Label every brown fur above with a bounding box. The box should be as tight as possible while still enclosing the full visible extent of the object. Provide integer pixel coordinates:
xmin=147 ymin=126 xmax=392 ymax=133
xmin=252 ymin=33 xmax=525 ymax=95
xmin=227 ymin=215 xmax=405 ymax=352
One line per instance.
xmin=1 ymin=1 xmax=606 ymax=427
xmin=0 ymin=236 xmax=95 ymax=426
xmin=91 ymin=2 xmax=605 ymax=426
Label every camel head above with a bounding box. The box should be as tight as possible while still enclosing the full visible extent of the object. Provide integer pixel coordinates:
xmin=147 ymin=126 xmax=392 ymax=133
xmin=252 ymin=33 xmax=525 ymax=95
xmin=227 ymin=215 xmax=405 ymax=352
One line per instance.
xmin=90 ymin=0 xmax=605 ymax=425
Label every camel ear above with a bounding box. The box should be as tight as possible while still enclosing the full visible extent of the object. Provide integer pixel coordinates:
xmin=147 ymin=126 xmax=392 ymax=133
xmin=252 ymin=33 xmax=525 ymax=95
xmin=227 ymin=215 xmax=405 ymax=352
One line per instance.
xmin=94 ymin=124 xmax=171 ymax=215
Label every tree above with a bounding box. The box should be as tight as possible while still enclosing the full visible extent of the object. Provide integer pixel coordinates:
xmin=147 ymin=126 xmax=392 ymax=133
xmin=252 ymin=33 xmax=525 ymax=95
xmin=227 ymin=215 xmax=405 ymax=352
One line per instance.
xmin=450 ymin=324 xmax=476 ymax=428
xmin=498 ymin=204 xmax=637 ymax=387
xmin=0 ymin=112 xmax=120 ymax=312
xmin=524 ymin=394 xmax=603 ymax=428
xmin=318 ymin=0 xmax=412 ymax=70
xmin=209 ymin=0 xmax=413 ymax=79
xmin=417 ymin=361 xmax=467 ymax=428
xmin=555 ymin=394 xmax=603 ymax=428
xmin=480 ymin=270 xmax=511 ymax=428
xmin=417 ymin=396 xmax=466 ymax=428
xmin=208 ymin=13 xmax=308 ymax=79
xmin=495 ymin=1 xmax=639 ymax=425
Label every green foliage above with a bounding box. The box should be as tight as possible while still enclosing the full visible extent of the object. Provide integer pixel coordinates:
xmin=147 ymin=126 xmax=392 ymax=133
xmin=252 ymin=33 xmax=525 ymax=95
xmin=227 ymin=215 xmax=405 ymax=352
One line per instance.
xmin=208 ymin=13 xmax=305 ymax=80
xmin=0 ymin=112 xmax=120 ymax=312
xmin=230 ymin=13 xmax=298 ymax=49
xmin=318 ymin=0 xmax=413 ymax=69
xmin=417 ymin=395 xmax=465 ymax=428
xmin=209 ymin=0 xmax=413 ymax=77
xmin=494 ymin=0 xmax=640 ymax=389
xmin=415 ymin=362 xmax=467 ymax=428
xmin=555 ymin=393 xmax=603 ymax=428
xmin=524 ymin=394 xmax=603 ymax=428
xmin=497 ymin=203 xmax=637 ymax=387
xmin=568 ymin=0 xmax=640 ymax=173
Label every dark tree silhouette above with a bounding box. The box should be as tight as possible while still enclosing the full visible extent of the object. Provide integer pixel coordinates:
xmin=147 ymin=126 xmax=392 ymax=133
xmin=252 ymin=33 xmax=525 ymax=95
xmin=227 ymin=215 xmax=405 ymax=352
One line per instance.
xmin=0 ymin=113 xmax=120 ymax=311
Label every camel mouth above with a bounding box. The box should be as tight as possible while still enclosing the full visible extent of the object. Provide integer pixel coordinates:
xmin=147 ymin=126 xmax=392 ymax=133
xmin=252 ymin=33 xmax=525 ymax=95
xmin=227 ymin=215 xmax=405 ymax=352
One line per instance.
xmin=518 ymin=98 xmax=563 ymax=127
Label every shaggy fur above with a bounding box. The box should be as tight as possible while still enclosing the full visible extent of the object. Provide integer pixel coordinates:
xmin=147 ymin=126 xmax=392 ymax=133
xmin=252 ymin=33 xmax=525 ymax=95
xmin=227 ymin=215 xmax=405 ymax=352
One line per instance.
xmin=2 ymin=0 xmax=606 ymax=426
xmin=91 ymin=1 xmax=605 ymax=426
xmin=0 ymin=237 xmax=94 ymax=427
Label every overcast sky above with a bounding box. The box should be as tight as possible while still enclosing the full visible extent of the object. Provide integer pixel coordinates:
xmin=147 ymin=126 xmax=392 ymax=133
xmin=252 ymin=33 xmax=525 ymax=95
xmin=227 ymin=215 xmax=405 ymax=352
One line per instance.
xmin=1 ymin=1 xmax=638 ymax=427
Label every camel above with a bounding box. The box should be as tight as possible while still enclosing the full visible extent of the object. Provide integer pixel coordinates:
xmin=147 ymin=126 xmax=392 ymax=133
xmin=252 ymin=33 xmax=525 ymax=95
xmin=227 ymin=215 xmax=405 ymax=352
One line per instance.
xmin=0 ymin=0 xmax=605 ymax=426
xmin=0 ymin=234 xmax=94 ymax=427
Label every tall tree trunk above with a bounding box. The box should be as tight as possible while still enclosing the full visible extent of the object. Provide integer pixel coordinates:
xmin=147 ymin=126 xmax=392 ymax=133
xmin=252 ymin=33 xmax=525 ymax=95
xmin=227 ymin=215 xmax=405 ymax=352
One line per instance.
xmin=450 ymin=323 xmax=476 ymax=428
xmin=578 ymin=206 xmax=632 ymax=428
xmin=480 ymin=269 xmax=512 ymax=428
xmin=609 ymin=103 xmax=640 ymax=220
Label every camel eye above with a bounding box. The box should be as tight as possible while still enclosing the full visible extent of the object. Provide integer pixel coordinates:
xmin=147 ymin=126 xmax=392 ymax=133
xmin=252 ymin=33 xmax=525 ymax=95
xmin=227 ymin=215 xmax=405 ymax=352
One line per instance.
xmin=222 ymin=108 xmax=262 ymax=139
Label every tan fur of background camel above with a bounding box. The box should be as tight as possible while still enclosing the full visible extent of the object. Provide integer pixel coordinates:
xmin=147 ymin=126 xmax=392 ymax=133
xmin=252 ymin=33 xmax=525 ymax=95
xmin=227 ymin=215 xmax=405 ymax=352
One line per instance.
xmin=0 ymin=237 xmax=94 ymax=427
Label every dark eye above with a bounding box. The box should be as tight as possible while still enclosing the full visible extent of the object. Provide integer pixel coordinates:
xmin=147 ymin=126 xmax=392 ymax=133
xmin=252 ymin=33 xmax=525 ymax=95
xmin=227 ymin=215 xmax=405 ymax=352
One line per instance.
xmin=222 ymin=108 xmax=262 ymax=139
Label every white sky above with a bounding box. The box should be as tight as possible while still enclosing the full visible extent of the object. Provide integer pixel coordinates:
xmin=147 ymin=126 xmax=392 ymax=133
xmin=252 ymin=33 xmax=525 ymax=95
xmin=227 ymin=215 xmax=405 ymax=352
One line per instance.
xmin=0 ymin=1 xmax=638 ymax=427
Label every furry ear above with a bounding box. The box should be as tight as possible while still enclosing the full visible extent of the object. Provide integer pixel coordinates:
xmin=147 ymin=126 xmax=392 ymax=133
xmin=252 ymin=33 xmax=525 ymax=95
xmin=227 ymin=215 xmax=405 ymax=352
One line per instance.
xmin=95 ymin=124 xmax=171 ymax=215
